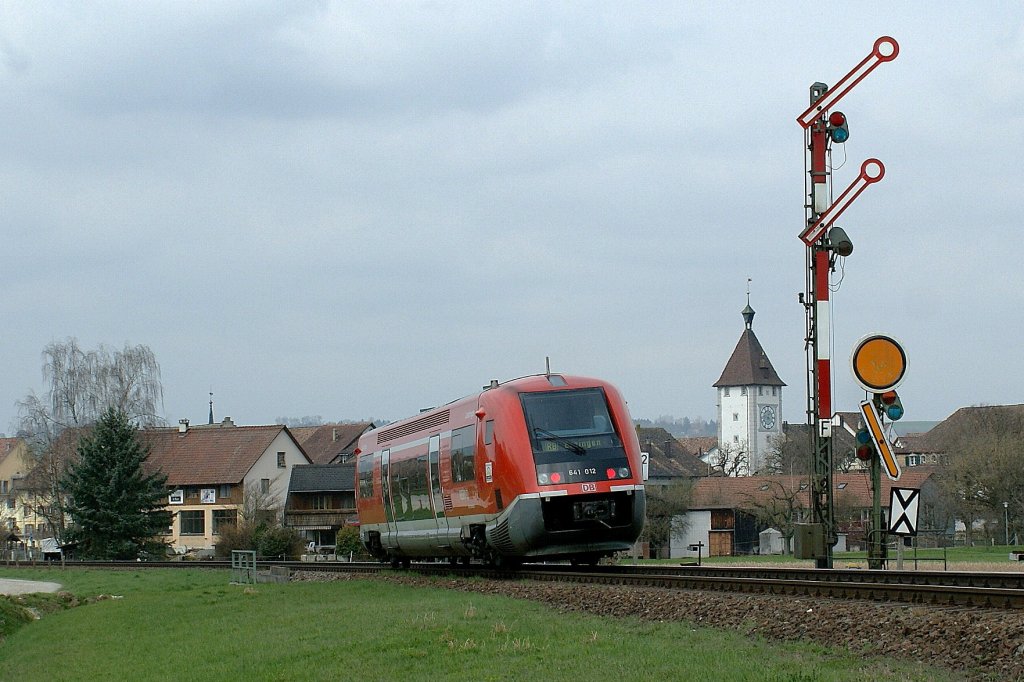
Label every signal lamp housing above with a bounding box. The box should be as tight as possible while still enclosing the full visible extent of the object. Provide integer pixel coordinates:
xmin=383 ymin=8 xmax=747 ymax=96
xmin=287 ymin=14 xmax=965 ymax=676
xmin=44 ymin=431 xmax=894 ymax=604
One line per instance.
xmin=874 ymin=390 xmax=904 ymax=421
xmin=828 ymin=111 xmax=850 ymax=143
xmin=827 ymin=226 xmax=854 ymax=257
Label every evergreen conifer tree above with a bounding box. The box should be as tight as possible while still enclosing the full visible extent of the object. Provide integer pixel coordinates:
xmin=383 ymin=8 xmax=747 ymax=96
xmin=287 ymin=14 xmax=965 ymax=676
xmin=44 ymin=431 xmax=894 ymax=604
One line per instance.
xmin=63 ymin=407 xmax=171 ymax=559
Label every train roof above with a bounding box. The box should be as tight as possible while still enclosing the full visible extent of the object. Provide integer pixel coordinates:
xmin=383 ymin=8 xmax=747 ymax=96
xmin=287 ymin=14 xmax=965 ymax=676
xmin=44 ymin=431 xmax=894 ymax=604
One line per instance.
xmin=363 ymin=373 xmax=612 ymax=437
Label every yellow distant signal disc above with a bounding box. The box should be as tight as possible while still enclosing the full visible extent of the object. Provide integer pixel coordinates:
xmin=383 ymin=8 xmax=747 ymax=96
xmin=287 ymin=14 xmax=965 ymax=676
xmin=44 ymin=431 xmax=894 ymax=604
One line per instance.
xmin=851 ymin=334 xmax=907 ymax=393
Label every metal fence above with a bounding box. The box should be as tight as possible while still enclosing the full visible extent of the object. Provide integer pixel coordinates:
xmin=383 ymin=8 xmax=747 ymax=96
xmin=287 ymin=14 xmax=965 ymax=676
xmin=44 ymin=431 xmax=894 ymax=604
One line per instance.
xmin=230 ymin=550 xmax=257 ymax=585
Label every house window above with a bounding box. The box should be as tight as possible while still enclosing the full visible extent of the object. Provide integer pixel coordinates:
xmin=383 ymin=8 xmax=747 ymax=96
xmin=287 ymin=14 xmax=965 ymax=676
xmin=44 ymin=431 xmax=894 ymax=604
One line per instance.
xmin=219 ymin=484 xmax=231 ymax=499
xmin=179 ymin=510 xmax=205 ymax=535
xmin=1 ymin=480 xmax=7 ymax=493
xmin=261 ymin=478 xmax=270 ymax=494
xmin=313 ymin=494 xmax=331 ymax=511
xmin=212 ymin=509 xmax=237 ymax=535
xmin=186 ymin=487 xmax=200 ymax=500
xmin=277 ymin=451 xmax=286 ymax=468
xmin=25 ymin=524 xmax=34 ymax=537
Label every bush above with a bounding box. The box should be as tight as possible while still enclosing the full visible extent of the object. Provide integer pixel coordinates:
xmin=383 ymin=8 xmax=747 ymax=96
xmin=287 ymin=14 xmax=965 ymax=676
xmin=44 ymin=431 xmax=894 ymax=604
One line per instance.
xmin=213 ymin=524 xmax=257 ymax=559
xmin=254 ymin=525 xmax=303 ymax=559
xmin=335 ymin=525 xmax=363 ymax=556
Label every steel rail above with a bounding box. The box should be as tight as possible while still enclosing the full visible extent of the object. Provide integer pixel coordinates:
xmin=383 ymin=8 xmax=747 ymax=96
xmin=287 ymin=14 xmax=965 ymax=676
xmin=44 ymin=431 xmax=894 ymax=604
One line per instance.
xmin=516 ymin=569 xmax=1024 ymax=609
xmin=6 ymin=560 xmax=1022 ymax=608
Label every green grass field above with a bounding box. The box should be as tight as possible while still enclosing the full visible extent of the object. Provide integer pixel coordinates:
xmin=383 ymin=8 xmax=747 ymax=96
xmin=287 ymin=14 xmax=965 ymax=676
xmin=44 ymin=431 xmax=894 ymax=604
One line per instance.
xmin=0 ymin=567 xmax=962 ymax=681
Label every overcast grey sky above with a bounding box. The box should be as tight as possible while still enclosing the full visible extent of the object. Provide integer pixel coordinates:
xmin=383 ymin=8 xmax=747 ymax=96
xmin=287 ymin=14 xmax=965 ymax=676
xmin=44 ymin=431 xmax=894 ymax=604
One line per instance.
xmin=2 ymin=3 xmax=1022 ymax=434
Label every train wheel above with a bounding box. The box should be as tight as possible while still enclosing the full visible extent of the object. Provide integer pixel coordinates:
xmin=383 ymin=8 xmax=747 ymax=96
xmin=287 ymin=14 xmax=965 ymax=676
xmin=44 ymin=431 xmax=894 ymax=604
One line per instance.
xmin=390 ymin=557 xmax=401 ymax=569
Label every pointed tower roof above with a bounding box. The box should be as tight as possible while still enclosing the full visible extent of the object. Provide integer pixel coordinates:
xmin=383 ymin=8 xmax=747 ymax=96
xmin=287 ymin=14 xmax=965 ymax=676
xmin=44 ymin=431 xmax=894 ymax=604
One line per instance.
xmin=713 ymin=301 xmax=786 ymax=388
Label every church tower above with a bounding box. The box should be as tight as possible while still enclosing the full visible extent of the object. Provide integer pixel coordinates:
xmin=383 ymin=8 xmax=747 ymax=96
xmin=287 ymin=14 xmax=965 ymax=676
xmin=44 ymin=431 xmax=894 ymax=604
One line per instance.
xmin=713 ymin=298 xmax=785 ymax=475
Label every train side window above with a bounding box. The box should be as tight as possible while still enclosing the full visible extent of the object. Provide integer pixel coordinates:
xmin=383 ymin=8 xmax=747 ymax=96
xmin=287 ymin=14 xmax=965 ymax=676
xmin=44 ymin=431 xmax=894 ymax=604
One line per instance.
xmin=357 ymin=454 xmax=375 ymax=499
xmin=451 ymin=425 xmax=476 ymax=483
xmin=484 ymin=420 xmax=494 ymax=445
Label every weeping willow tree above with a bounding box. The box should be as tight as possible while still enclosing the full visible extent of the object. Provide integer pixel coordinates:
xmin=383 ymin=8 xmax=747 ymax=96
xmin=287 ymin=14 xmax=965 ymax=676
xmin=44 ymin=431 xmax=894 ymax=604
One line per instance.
xmin=16 ymin=338 xmax=165 ymax=540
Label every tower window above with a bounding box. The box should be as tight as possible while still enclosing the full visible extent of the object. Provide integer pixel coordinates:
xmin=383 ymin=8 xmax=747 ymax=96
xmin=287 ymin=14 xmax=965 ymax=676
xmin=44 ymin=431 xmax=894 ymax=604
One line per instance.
xmin=733 ymin=413 xmax=739 ymax=422
xmin=741 ymin=387 xmax=747 ymax=396
xmin=724 ymin=388 xmax=730 ymax=397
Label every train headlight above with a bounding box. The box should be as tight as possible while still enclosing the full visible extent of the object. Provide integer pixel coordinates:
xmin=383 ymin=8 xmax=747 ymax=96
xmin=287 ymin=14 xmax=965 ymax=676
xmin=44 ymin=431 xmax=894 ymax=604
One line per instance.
xmin=538 ymin=473 xmax=550 ymax=485
xmin=618 ymin=467 xmax=630 ymax=478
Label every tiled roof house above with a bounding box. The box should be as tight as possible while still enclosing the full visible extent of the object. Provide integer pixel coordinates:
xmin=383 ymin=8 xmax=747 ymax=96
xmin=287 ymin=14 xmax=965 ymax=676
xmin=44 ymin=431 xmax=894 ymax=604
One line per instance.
xmin=284 ymin=463 xmax=357 ymax=551
xmin=635 ymin=427 xmax=706 ymax=482
xmin=141 ymin=419 xmax=311 ymax=553
xmin=290 ymin=422 xmax=374 ymax=465
xmin=894 ymin=404 xmax=1024 ymax=468
xmin=674 ymin=468 xmax=940 ymax=557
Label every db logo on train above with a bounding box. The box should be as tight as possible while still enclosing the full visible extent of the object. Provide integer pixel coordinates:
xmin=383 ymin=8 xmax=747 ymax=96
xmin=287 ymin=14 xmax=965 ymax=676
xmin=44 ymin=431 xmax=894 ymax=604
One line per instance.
xmin=581 ymin=483 xmax=597 ymax=492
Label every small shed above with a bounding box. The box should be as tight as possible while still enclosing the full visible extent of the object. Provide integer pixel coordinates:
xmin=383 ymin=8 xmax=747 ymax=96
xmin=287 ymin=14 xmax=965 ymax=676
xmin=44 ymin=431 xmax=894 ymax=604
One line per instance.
xmin=759 ymin=527 xmax=785 ymax=555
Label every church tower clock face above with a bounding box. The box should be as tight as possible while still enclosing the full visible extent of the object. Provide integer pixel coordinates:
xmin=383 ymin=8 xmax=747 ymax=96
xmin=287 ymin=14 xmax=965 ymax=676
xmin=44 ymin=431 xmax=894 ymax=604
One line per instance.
xmin=759 ymin=405 xmax=777 ymax=430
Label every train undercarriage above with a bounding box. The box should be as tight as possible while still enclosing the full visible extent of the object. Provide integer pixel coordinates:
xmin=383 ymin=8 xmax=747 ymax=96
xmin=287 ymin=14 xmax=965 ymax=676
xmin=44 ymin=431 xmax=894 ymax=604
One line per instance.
xmin=364 ymin=489 xmax=645 ymax=570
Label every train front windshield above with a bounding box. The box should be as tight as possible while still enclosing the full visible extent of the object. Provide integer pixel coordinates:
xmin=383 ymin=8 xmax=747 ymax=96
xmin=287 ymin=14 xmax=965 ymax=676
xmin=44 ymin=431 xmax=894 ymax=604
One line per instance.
xmin=520 ymin=388 xmax=633 ymax=486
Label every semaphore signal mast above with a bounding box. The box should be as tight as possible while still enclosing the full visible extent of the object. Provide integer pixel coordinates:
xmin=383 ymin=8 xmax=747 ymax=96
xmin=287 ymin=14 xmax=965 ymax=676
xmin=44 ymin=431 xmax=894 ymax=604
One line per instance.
xmin=795 ymin=37 xmax=899 ymax=569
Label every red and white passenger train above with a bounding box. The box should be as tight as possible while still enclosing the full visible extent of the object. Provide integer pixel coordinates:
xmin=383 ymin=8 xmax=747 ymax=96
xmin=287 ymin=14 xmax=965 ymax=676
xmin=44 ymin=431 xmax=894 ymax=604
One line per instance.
xmin=355 ymin=374 xmax=646 ymax=567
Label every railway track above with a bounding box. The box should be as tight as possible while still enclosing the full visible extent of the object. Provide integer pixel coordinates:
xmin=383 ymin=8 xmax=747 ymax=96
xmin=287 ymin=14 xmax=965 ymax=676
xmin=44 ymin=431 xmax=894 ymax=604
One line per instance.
xmin=7 ymin=559 xmax=1024 ymax=609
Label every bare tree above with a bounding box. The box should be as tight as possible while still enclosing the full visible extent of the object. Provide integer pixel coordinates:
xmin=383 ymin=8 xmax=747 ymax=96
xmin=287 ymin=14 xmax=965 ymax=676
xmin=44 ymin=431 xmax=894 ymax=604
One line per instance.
xmin=240 ymin=478 xmax=284 ymax=526
xmin=642 ymin=479 xmax=693 ymax=558
xmin=708 ymin=441 xmax=748 ymax=477
xmin=18 ymin=339 xmax=163 ymax=439
xmin=938 ymin=430 xmax=1024 ymax=544
xmin=15 ymin=339 xmax=164 ymax=539
xmin=742 ymin=478 xmax=806 ymax=554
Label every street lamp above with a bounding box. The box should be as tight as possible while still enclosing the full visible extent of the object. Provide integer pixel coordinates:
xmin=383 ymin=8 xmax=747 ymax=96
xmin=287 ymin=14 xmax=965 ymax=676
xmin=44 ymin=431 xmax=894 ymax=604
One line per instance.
xmin=1005 ymin=502 xmax=1010 ymax=546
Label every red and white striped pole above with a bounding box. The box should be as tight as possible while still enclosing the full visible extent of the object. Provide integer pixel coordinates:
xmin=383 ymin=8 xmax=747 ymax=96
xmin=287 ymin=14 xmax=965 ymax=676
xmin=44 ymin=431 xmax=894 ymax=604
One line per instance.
xmin=807 ymin=97 xmax=832 ymax=424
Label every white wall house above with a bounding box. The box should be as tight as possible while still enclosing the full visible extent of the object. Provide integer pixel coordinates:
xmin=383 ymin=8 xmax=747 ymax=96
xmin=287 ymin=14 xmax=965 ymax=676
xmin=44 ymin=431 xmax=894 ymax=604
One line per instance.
xmin=143 ymin=419 xmax=312 ymax=554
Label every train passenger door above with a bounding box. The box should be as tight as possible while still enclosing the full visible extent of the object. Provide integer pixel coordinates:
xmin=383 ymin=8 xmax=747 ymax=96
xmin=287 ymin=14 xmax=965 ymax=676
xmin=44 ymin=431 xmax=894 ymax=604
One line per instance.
xmin=428 ymin=435 xmax=450 ymax=544
xmin=380 ymin=449 xmax=399 ymax=550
